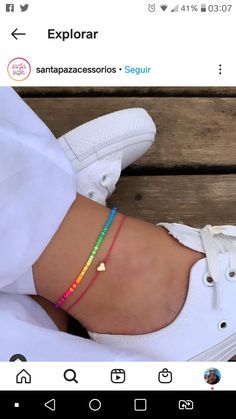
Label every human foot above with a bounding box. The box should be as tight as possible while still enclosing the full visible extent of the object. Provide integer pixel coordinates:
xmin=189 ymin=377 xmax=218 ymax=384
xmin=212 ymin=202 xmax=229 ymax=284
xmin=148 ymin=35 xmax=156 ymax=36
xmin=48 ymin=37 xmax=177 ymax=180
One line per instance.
xmin=89 ymin=222 xmax=236 ymax=361
xmin=33 ymin=196 xmax=203 ymax=344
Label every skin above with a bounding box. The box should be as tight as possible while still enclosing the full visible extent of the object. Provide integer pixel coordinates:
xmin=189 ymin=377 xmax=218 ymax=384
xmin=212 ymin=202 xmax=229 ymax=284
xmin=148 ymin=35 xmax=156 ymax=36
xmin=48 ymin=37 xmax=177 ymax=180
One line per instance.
xmin=207 ymin=372 xmax=218 ymax=384
xmin=33 ymin=194 xmax=204 ymax=335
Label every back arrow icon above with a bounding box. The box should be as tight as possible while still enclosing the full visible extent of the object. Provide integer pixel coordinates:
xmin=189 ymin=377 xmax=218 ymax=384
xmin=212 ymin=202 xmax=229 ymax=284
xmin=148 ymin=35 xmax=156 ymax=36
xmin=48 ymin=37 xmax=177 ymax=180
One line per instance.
xmin=44 ymin=399 xmax=56 ymax=411
xmin=11 ymin=28 xmax=26 ymax=40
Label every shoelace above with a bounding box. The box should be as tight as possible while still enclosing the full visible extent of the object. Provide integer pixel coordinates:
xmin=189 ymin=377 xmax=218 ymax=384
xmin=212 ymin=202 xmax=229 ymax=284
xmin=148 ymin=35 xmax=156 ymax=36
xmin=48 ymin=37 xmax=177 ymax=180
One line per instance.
xmin=200 ymin=224 xmax=236 ymax=310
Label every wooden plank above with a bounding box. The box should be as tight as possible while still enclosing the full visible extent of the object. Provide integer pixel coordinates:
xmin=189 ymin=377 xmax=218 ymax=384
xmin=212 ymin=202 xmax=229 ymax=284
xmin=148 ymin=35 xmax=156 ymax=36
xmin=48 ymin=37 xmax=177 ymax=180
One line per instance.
xmin=24 ymin=97 xmax=236 ymax=169
xmin=16 ymin=87 xmax=236 ymax=97
xmin=108 ymin=174 xmax=236 ymax=226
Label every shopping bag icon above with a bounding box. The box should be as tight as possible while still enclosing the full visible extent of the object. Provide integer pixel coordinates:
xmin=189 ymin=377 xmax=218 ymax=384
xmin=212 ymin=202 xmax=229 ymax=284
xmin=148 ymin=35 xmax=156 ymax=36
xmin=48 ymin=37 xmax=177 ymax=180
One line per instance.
xmin=158 ymin=368 xmax=172 ymax=383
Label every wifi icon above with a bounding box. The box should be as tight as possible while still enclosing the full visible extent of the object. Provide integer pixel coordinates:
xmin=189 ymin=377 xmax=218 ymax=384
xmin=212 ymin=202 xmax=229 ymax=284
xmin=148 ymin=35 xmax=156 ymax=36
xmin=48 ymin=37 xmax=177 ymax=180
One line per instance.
xmin=160 ymin=4 xmax=168 ymax=11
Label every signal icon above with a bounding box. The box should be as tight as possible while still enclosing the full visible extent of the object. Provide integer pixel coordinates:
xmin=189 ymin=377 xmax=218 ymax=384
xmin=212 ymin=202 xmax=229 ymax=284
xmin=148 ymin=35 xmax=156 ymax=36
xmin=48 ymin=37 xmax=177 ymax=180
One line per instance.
xmin=171 ymin=5 xmax=179 ymax=12
xmin=160 ymin=4 xmax=168 ymax=11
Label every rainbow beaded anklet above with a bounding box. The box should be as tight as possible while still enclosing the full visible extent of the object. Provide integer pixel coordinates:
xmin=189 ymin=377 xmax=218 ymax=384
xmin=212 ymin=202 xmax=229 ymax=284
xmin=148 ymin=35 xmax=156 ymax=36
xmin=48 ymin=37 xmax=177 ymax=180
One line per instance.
xmin=67 ymin=215 xmax=127 ymax=312
xmin=55 ymin=207 xmax=117 ymax=308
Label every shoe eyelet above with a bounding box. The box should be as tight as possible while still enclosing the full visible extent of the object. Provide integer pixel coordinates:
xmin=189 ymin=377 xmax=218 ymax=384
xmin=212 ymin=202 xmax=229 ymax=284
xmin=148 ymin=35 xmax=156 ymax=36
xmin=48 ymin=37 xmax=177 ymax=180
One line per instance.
xmin=87 ymin=191 xmax=95 ymax=199
xmin=100 ymin=173 xmax=110 ymax=187
xmin=202 ymin=273 xmax=215 ymax=287
xmin=225 ymin=267 xmax=236 ymax=282
xmin=101 ymin=174 xmax=107 ymax=182
xmin=218 ymin=320 xmax=228 ymax=331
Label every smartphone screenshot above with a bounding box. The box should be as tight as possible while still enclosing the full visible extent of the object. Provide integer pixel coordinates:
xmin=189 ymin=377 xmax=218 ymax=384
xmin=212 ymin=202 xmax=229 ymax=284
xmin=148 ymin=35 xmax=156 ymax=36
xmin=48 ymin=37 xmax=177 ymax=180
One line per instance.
xmin=1 ymin=0 xmax=236 ymax=415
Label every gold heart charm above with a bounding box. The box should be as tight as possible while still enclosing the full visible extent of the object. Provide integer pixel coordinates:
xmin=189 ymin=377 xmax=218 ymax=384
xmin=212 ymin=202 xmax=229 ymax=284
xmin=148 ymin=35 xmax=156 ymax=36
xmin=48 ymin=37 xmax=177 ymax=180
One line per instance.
xmin=97 ymin=262 xmax=106 ymax=272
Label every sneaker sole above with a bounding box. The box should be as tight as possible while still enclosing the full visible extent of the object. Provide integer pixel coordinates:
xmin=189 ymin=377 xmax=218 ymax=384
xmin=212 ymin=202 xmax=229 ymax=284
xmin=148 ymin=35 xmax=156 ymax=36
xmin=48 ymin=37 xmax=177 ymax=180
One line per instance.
xmin=58 ymin=108 xmax=156 ymax=171
xmin=189 ymin=333 xmax=236 ymax=361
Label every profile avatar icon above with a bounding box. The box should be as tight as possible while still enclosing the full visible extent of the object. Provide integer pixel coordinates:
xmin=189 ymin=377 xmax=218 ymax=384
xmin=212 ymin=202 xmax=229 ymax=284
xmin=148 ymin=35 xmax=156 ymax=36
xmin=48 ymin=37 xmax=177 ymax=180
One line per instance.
xmin=204 ymin=368 xmax=221 ymax=385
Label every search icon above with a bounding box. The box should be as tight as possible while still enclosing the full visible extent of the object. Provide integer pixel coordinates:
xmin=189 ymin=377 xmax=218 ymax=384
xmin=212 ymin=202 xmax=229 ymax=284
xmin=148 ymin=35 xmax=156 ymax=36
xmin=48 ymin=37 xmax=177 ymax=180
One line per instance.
xmin=64 ymin=369 xmax=78 ymax=383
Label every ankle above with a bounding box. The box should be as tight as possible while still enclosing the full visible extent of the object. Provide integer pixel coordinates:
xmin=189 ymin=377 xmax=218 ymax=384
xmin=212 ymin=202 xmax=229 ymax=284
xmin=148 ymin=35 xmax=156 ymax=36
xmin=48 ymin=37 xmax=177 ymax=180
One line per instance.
xmin=75 ymin=225 xmax=204 ymax=335
xmin=32 ymin=194 xmax=204 ymax=337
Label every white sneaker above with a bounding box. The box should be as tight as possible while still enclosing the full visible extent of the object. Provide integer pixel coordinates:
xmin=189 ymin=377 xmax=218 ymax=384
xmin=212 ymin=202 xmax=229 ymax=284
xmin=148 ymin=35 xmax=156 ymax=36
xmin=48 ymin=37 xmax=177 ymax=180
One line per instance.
xmin=89 ymin=222 xmax=236 ymax=361
xmin=58 ymin=108 xmax=156 ymax=205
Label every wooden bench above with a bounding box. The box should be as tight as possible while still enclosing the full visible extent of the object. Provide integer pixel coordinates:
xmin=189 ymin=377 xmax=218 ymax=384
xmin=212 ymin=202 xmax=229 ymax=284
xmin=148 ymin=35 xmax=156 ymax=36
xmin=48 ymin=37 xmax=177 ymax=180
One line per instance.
xmin=16 ymin=87 xmax=236 ymax=360
xmin=17 ymin=86 xmax=236 ymax=227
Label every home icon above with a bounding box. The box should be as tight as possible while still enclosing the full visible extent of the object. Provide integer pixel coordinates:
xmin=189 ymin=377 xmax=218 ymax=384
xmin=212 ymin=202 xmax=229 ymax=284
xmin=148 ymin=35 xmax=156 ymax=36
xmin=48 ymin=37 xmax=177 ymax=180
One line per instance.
xmin=16 ymin=369 xmax=31 ymax=384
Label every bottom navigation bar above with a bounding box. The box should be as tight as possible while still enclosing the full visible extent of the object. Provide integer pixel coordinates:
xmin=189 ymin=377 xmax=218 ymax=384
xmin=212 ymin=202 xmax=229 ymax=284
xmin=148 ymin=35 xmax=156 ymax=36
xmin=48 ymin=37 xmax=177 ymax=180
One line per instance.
xmin=1 ymin=391 xmax=235 ymax=416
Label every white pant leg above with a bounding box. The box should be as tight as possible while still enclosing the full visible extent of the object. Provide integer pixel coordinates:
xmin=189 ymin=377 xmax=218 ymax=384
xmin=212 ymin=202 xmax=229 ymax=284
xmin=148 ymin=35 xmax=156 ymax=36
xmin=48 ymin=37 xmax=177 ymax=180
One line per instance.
xmin=0 ymin=87 xmax=77 ymax=294
xmin=0 ymin=293 xmax=151 ymax=361
xmin=0 ymin=88 xmax=152 ymax=361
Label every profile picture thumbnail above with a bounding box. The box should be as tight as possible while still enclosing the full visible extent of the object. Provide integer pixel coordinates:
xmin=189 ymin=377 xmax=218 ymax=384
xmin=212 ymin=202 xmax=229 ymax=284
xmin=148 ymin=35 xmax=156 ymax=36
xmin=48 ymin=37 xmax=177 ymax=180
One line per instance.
xmin=204 ymin=368 xmax=221 ymax=385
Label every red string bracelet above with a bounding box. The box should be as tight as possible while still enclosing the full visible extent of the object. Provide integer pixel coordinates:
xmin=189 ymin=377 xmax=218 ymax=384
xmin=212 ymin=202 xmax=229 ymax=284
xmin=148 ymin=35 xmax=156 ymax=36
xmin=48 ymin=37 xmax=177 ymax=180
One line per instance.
xmin=67 ymin=215 xmax=127 ymax=312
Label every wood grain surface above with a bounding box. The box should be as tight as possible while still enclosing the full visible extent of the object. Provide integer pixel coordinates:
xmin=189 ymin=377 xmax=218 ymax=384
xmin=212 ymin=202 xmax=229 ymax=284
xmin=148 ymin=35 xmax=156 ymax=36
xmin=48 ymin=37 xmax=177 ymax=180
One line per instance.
xmin=24 ymin=96 xmax=236 ymax=169
xmin=16 ymin=86 xmax=236 ymax=97
xmin=109 ymin=174 xmax=236 ymax=226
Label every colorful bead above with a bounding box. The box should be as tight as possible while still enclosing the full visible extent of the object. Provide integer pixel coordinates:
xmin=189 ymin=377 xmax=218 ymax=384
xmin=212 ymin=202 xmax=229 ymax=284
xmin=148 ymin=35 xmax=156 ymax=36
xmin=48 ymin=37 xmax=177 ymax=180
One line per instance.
xmin=55 ymin=208 xmax=117 ymax=308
